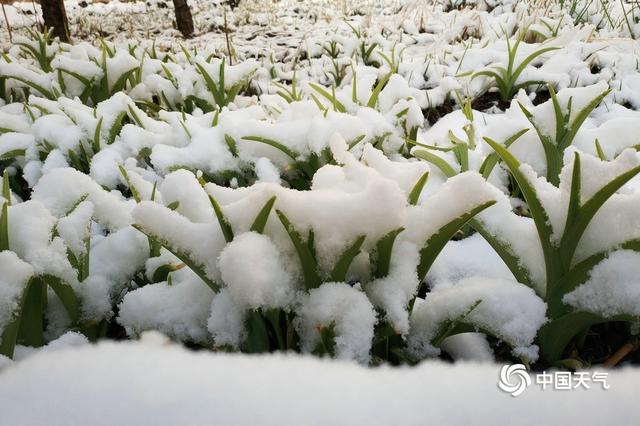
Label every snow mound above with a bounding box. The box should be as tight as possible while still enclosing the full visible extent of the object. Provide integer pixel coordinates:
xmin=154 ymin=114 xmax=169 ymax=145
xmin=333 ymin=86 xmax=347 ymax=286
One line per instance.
xmin=0 ymin=339 xmax=639 ymax=426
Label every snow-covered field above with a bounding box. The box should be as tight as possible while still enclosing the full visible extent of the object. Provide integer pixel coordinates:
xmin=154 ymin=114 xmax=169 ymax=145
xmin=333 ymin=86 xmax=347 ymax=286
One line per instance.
xmin=2 ymin=0 xmax=640 ymax=421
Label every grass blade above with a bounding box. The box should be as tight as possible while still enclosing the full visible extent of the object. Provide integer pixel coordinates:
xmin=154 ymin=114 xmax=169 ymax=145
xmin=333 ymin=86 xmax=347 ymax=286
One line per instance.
xmin=417 ymin=200 xmax=496 ymax=281
xmin=208 ymin=194 xmax=234 ymax=243
xmin=329 ymin=235 xmax=365 ymax=282
xmin=407 ymin=171 xmax=429 ymax=205
xmin=241 ymin=136 xmax=298 ymax=161
xmin=371 ymin=227 xmax=404 ymax=279
xmin=413 ymin=150 xmax=457 ymax=178
xmin=276 ymin=209 xmax=321 ymax=290
xmin=250 ymin=196 xmax=276 ymax=234
xmin=133 ymin=224 xmax=220 ymax=291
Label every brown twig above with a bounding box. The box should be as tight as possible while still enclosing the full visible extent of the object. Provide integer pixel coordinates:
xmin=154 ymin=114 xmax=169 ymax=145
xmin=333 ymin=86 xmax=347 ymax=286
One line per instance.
xmin=603 ymin=342 xmax=637 ymax=368
xmin=223 ymin=6 xmax=233 ymax=65
xmin=1 ymin=1 xmax=12 ymax=44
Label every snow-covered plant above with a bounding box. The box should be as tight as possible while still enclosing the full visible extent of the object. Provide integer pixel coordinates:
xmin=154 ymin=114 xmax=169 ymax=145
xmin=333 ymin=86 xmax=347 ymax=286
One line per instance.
xmin=273 ymin=67 xmax=303 ymax=103
xmin=517 ymin=83 xmax=610 ymax=186
xmin=127 ymin=150 xmax=499 ymax=363
xmin=473 ymin=31 xmax=559 ymax=102
xmin=0 ymin=164 xmax=154 ymax=359
xmin=14 ymin=28 xmax=56 ymax=73
xmin=484 ymin=139 xmax=640 ymax=363
xmin=529 ymin=17 xmax=565 ymax=41
xmin=0 ymin=171 xmax=82 ymax=358
xmin=192 ymin=57 xmax=256 ymax=111
xmin=344 ymin=23 xmax=379 ymax=66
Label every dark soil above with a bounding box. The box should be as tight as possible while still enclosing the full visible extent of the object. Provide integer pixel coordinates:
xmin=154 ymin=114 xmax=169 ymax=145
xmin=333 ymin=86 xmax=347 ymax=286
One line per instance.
xmin=423 ymin=99 xmax=456 ymax=125
xmin=471 ymin=91 xmax=509 ymax=112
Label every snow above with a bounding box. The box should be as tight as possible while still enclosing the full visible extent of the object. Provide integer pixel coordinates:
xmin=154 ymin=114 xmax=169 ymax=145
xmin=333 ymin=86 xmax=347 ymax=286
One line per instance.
xmin=207 ymin=288 xmax=247 ymax=348
xmin=365 ymin=240 xmax=420 ymax=335
xmin=296 ymin=282 xmax=377 ymax=363
xmin=1 ymin=0 xmax=640 ymax=381
xmin=564 ymin=250 xmax=640 ymax=318
xmin=132 ymin=200 xmax=227 ymax=283
xmin=408 ymin=277 xmax=547 ymax=362
xmin=55 ymin=200 xmax=94 ymax=257
xmin=32 ymin=168 xmax=133 ymax=230
xmin=88 ymin=226 xmax=149 ymax=287
xmin=0 ymin=251 xmax=34 ymax=338
xmin=118 ymin=274 xmax=214 ymax=344
xmin=158 ymin=169 xmax=213 ymax=223
xmin=218 ymin=232 xmax=296 ymax=310
xmin=1 ymin=339 xmax=639 ymax=426
xmin=404 ymin=171 xmax=496 ymax=247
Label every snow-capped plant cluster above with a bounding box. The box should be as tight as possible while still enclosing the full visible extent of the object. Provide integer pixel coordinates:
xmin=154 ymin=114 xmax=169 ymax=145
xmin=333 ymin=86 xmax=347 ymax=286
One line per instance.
xmin=2 ymin=0 xmax=640 ymax=368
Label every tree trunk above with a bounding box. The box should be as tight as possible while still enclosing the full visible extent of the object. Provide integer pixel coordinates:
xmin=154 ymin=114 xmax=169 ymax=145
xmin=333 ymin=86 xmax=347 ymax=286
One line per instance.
xmin=172 ymin=0 xmax=194 ymax=38
xmin=40 ymin=0 xmax=69 ymax=42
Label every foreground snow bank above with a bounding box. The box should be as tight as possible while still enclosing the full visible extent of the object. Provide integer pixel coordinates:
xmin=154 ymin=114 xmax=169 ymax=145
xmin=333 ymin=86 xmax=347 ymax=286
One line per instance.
xmin=0 ymin=338 xmax=638 ymax=426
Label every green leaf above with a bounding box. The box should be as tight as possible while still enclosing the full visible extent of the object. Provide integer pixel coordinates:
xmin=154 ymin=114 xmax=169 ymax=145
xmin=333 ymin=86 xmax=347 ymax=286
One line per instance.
xmin=118 ymin=165 xmax=141 ymax=203
xmin=431 ymin=300 xmax=482 ymax=347
xmin=224 ymin=134 xmax=239 ymax=157
xmin=92 ymin=117 xmax=103 ymax=153
xmin=18 ymin=277 xmax=46 ymax=347
xmin=366 ymin=72 xmax=392 ymax=108
xmin=312 ymin=323 xmax=336 ymax=357
xmin=0 ymin=149 xmax=26 ymax=161
xmin=347 ymin=134 xmax=366 ymax=150
xmin=276 ymin=209 xmax=321 ymax=290
xmin=250 ymin=196 xmax=276 ymax=234
xmin=329 ymin=235 xmax=365 ymax=282
xmin=308 ymin=83 xmax=346 ymax=112
xmin=479 ymin=128 xmax=528 ymax=179
xmin=510 ymin=47 xmax=560 ymax=89
xmin=44 ymin=275 xmax=80 ymax=324
xmin=0 ymin=202 xmax=8 ymax=251
xmin=538 ymin=312 xmax=634 ymax=363
xmin=110 ymin=68 xmax=138 ymax=95
xmin=241 ymin=136 xmax=298 ymax=161
xmin=560 ymin=88 xmax=611 ymax=151
xmin=564 ymin=152 xmax=582 ymax=239
xmin=195 ymin=62 xmax=225 ymax=106
xmin=417 ymin=200 xmax=496 ymax=281
xmin=0 ymin=171 xmax=9 ymax=251
xmin=471 ymin=223 xmax=535 ymax=288
xmin=57 ymin=67 xmax=92 ymax=87
xmin=243 ymin=309 xmax=271 ymax=353
xmin=2 ymin=169 xmax=10 ymax=205
xmin=566 ymin=239 xmax=640 ymax=293
xmin=263 ymin=308 xmax=287 ymax=350
xmin=594 ymin=138 xmax=606 ymax=160
xmin=108 ymin=111 xmax=127 ymax=145
xmin=518 ymin=101 xmax=562 ymax=185
xmin=407 ymin=171 xmax=429 ymax=205
xmin=559 ymin=163 xmax=640 ymax=266
xmin=151 ymin=263 xmax=179 ymax=283
xmin=5 ymin=75 xmax=55 ymax=99
xmin=0 ymin=278 xmax=33 ymax=358
xmin=133 ymin=225 xmax=220 ymax=292
xmin=371 ymin=227 xmax=404 ymax=279
xmin=208 ymin=195 xmax=234 ymax=243
xmin=412 ymin=149 xmax=457 ymax=178
xmin=483 ymin=137 xmax=556 ymax=269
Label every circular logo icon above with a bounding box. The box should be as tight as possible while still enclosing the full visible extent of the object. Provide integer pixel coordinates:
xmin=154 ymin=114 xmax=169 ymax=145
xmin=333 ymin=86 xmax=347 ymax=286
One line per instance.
xmin=498 ymin=364 xmax=531 ymax=397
